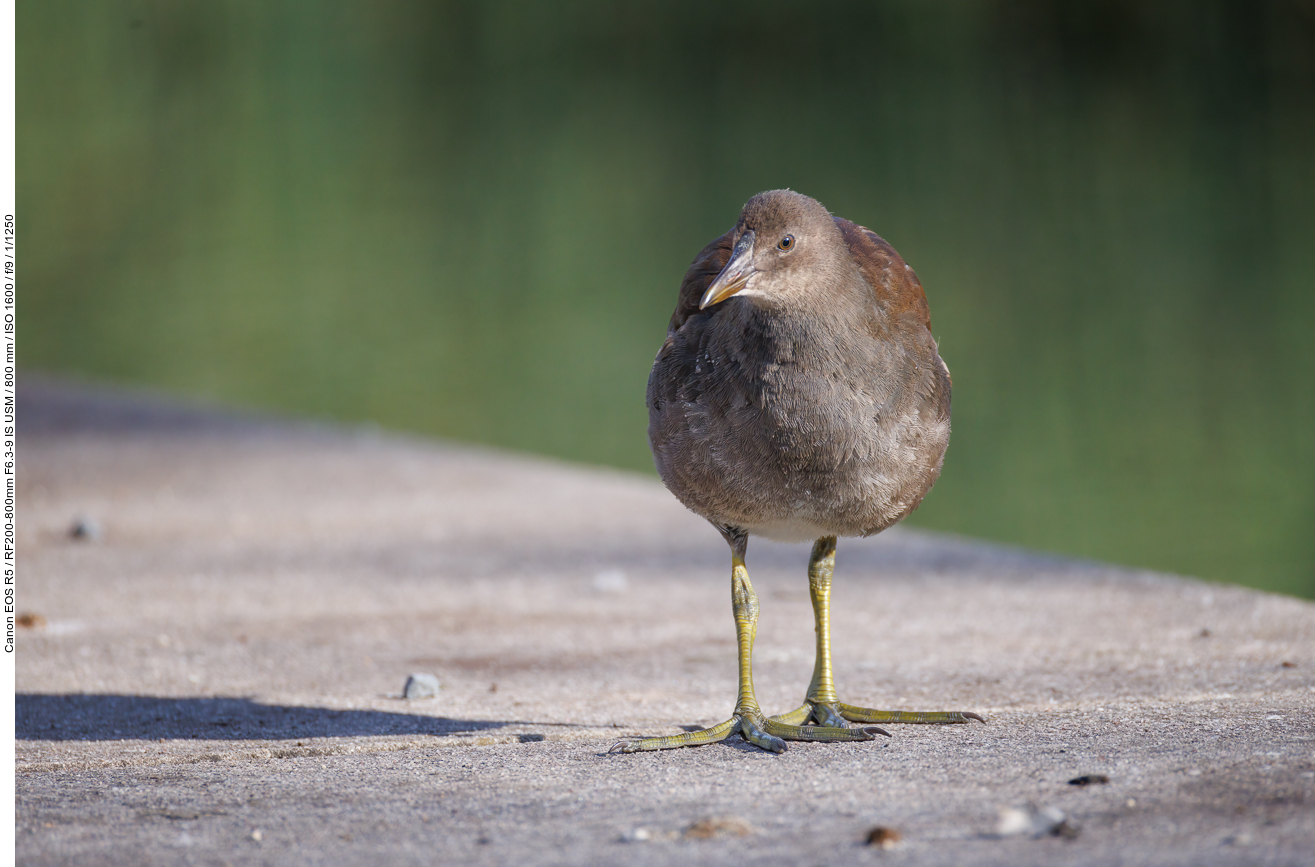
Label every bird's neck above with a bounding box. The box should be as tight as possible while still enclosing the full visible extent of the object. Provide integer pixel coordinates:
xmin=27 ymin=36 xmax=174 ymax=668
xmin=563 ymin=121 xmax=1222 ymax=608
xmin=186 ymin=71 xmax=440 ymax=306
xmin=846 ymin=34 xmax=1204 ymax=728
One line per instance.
xmin=735 ymin=292 xmax=871 ymax=359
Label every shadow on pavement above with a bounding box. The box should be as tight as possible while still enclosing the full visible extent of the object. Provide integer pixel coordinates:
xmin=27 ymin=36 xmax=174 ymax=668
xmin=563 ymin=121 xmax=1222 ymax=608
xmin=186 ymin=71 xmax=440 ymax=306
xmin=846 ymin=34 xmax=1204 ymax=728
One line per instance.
xmin=17 ymin=693 xmax=539 ymax=742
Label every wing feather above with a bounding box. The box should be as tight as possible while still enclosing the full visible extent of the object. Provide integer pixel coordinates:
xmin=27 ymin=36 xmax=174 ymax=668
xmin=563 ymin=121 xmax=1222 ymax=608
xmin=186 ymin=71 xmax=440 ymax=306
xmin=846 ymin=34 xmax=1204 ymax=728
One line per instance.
xmin=666 ymin=230 xmax=734 ymax=335
xmin=833 ymin=217 xmax=933 ymax=334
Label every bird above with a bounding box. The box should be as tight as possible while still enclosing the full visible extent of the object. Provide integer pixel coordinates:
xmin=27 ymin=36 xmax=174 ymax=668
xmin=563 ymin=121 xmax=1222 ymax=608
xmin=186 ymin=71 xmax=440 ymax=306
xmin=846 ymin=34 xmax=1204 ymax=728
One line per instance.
xmin=613 ymin=189 xmax=982 ymax=754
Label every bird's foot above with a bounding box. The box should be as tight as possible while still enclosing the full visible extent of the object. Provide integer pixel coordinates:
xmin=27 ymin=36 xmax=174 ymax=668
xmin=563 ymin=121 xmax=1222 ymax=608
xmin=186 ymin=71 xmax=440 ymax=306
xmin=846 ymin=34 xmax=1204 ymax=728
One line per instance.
xmin=609 ymin=708 xmax=887 ymax=754
xmin=773 ymin=699 xmax=984 ymax=728
xmin=608 ymin=716 xmax=740 ymax=754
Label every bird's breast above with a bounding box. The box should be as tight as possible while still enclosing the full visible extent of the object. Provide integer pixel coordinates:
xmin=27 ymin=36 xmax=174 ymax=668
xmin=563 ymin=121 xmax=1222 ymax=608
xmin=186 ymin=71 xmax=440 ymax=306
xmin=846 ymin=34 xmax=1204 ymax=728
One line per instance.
xmin=648 ymin=299 xmax=949 ymax=538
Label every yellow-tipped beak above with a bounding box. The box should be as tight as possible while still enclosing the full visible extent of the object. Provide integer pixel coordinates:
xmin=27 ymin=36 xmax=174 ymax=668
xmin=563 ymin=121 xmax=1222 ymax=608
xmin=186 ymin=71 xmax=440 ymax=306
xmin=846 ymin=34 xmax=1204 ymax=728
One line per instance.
xmin=700 ymin=230 xmax=756 ymax=309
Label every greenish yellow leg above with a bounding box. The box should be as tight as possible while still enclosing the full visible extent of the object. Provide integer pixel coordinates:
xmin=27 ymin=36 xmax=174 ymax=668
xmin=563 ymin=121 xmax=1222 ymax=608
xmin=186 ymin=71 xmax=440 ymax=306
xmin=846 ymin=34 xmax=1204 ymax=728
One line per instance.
xmin=775 ymin=536 xmax=986 ymax=730
xmin=805 ymin=536 xmax=842 ymax=706
xmin=612 ymin=537 xmax=882 ymax=754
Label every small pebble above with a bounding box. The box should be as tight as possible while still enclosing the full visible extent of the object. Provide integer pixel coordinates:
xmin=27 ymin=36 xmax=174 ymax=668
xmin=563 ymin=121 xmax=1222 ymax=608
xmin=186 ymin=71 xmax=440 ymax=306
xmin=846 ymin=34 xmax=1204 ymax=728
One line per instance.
xmin=866 ymin=826 xmax=902 ymax=848
xmin=250 ymin=829 xmax=263 ymax=842
xmin=403 ymin=673 xmax=440 ymax=699
xmin=684 ymin=816 xmax=754 ymax=839
xmin=592 ymin=569 xmax=628 ymax=593
xmin=1052 ymin=818 xmax=1081 ymax=839
xmin=996 ymin=807 xmax=1034 ymax=837
xmin=16 ymin=613 xmax=46 ymax=629
xmin=620 ymin=826 xmax=678 ymax=843
xmin=996 ymin=806 xmax=1079 ymax=839
xmin=1068 ymin=774 xmax=1110 ymax=786
xmin=518 ymin=733 xmax=545 ymax=743
xmin=70 ymin=516 xmax=101 ymax=541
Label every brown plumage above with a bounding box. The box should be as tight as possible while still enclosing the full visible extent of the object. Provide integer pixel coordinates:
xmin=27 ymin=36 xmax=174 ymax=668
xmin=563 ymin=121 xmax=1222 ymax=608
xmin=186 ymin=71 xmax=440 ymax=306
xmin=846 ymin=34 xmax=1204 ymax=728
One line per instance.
xmin=647 ymin=189 xmax=950 ymax=543
xmin=615 ymin=190 xmax=978 ymax=754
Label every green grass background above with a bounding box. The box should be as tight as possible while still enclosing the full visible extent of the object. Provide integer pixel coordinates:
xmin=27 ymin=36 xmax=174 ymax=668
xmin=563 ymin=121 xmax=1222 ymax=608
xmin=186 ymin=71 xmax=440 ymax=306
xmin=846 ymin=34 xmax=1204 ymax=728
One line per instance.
xmin=20 ymin=1 xmax=1315 ymax=596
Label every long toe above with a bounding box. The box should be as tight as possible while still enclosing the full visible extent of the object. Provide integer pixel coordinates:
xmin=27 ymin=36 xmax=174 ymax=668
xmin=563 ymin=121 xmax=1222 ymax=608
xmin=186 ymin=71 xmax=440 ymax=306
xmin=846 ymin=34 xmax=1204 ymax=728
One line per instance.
xmin=837 ymin=703 xmax=986 ymax=725
xmin=609 ymin=717 xmax=740 ymax=753
xmin=760 ymin=712 xmax=889 ymax=743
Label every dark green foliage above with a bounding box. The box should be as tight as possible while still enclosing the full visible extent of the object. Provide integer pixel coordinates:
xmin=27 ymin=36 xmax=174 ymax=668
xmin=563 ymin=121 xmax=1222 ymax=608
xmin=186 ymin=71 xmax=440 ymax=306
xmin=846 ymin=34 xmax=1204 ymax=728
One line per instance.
xmin=18 ymin=1 xmax=1315 ymax=596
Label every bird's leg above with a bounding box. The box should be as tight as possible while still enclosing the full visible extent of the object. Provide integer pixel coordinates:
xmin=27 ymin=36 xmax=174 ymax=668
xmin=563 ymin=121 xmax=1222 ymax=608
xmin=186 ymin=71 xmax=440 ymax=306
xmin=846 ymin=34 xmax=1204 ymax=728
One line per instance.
xmin=806 ymin=535 xmax=842 ymax=709
xmin=774 ymin=536 xmax=985 ymax=729
xmin=612 ymin=533 xmax=883 ymax=754
xmin=610 ymin=536 xmax=772 ymax=753
xmin=771 ymin=535 xmax=852 ymax=728
xmin=727 ymin=550 xmax=790 ymax=753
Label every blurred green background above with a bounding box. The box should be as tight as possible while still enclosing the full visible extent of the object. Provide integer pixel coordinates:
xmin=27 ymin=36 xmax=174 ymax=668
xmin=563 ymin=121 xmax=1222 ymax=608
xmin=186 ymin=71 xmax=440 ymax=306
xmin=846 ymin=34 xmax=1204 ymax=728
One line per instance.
xmin=19 ymin=1 xmax=1315 ymax=597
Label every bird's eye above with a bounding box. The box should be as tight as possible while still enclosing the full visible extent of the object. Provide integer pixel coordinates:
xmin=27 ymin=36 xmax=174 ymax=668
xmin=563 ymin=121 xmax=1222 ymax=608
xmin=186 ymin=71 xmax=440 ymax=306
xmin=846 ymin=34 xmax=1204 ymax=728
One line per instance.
xmin=778 ymin=235 xmax=794 ymax=251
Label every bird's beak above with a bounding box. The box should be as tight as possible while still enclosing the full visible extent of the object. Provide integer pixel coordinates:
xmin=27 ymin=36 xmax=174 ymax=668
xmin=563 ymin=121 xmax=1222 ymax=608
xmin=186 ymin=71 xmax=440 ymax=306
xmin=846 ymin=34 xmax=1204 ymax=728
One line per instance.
xmin=700 ymin=230 xmax=756 ymax=309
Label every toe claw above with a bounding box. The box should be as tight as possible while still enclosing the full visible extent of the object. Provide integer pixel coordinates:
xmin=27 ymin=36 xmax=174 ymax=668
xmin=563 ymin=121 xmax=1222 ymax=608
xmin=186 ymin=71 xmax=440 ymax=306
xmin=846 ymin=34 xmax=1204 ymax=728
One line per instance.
xmin=963 ymin=712 xmax=986 ymax=724
xmin=862 ymin=726 xmax=892 ymax=738
xmin=607 ymin=740 xmax=632 ymax=754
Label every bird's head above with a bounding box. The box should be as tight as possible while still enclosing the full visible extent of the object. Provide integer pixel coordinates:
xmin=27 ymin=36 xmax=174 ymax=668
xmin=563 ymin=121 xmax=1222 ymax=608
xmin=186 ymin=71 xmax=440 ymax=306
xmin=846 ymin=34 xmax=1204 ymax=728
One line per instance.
xmin=699 ymin=189 xmax=849 ymax=310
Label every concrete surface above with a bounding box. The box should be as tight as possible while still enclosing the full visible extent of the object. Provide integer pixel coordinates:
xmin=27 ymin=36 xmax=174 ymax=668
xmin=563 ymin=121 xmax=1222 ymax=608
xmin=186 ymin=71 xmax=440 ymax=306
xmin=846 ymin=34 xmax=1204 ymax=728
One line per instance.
xmin=14 ymin=377 xmax=1315 ymax=866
